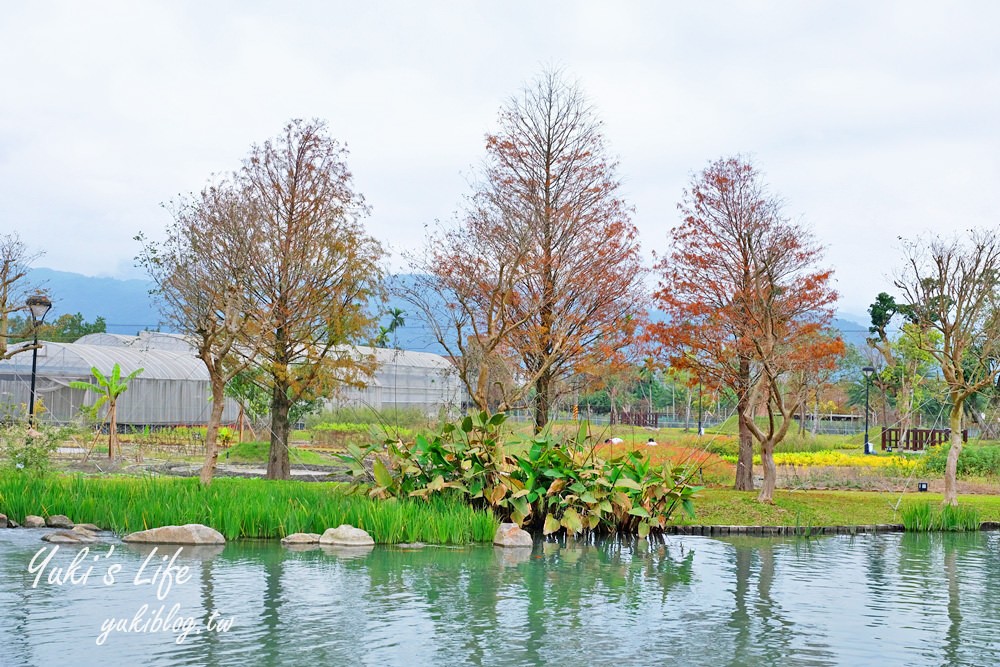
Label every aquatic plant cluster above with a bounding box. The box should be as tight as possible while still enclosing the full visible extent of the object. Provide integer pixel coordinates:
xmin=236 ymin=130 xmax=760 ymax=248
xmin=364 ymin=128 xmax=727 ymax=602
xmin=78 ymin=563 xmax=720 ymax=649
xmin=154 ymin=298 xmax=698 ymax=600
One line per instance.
xmin=0 ymin=474 xmax=497 ymax=543
xmin=340 ymin=412 xmax=701 ymax=538
xmin=900 ymin=502 xmax=981 ymax=531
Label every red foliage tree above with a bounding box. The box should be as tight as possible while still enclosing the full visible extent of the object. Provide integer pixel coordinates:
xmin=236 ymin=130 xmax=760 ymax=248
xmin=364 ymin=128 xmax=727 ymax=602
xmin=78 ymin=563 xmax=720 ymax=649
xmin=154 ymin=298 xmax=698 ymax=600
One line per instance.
xmin=651 ymin=157 xmax=842 ymax=501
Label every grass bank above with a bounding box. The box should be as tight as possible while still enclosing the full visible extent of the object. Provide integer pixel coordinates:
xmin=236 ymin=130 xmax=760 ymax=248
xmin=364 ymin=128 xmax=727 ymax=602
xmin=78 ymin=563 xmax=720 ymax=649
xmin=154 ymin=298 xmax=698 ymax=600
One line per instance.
xmin=677 ymin=488 xmax=1000 ymax=527
xmin=0 ymin=474 xmax=497 ymax=544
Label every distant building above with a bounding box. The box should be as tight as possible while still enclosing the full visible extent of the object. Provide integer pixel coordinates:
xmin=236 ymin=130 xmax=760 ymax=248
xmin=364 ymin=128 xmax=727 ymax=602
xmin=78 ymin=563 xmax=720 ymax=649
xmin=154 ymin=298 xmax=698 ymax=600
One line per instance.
xmin=0 ymin=333 xmax=464 ymax=426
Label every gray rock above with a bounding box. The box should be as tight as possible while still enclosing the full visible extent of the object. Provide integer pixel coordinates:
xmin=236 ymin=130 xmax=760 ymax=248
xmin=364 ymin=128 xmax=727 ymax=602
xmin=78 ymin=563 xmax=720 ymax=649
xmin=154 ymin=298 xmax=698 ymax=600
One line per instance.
xmin=45 ymin=515 xmax=74 ymax=529
xmin=397 ymin=542 xmax=426 ymax=549
xmin=43 ymin=530 xmax=97 ymax=544
xmin=71 ymin=525 xmax=98 ymax=539
xmin=0 ymin=513 xmax=7 ymax=528
xmin=123 ymin=524 xmax=225 ymax=545
xmin=75 ymin=523 xmax=102 ymax=532
xmin=493 ymin=522 xmax=533 ymax=548
xmin=24 ymin=515 xmax=46 ymax=528
xmin=280 ymin=532 xmax=321 ymax=545
xmin=7 ymin=518 xmax=18 ymax=528
xmin=319 ymin=524 xmax=375 ymax=546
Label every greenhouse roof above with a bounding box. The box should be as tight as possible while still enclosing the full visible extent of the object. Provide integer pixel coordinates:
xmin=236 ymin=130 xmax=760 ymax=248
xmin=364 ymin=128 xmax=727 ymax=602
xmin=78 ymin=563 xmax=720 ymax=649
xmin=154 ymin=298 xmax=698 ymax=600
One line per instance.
xmin=0 ymin=341 xmax=206 ymax=381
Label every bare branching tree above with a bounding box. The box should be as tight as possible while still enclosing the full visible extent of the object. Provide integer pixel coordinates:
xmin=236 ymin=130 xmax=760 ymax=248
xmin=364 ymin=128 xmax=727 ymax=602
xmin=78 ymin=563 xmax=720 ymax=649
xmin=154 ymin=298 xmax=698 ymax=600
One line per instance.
xmin=0 ymin=232 xmax=43 ymax=360
xmin=138 ymin=180 xmax=264 ymax=484
xmin=895 ymin=228 xmax=1000 ymax=505
xmin=406 ymin=70 xmax=647 ymax=430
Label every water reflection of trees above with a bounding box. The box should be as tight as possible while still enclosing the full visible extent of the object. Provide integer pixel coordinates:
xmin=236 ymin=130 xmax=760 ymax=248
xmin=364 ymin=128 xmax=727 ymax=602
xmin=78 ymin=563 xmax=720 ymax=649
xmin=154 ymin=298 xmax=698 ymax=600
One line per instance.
xmin=718 ymin=537 xmax=835 ymax=667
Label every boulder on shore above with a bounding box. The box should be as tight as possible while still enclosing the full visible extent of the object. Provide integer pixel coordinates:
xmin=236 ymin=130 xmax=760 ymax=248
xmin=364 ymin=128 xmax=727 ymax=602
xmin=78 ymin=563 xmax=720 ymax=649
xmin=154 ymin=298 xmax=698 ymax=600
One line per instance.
xmin=123 ymin=524 xmax=225 ymax=545
xmin=24 ymin=515 xmax=45 ymax=528
xmin=46 ymin=515 xmax=74 ymax=529
xmin=281 ymin=532 xmax=321 ymax=545
xmin=493 ymin=523 xmax=533 ymax=548
xmin=319 ymin=525 xmax=375 ymax=546
xmin=43 ymin=530 xmax=97 ymax=544
xmin=0 ymin=513 xmax=7 ymax=528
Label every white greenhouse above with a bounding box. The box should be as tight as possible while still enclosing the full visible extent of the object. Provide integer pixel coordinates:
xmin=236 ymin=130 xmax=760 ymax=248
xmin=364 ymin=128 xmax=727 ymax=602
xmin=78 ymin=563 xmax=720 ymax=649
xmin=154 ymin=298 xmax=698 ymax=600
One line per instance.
xmin=0 ymin=336 xmax=240 ymax=426
xmin=0 ymin=334 xmax=464 ymax=426
xmin=326 ymin=346 xmax=465 ymax=416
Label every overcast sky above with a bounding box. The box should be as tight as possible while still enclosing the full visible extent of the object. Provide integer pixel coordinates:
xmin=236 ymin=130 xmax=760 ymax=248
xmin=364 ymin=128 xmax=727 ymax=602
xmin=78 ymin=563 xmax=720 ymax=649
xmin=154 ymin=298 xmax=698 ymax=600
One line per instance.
xmin=3 ymin=1 xmax=998 ymax=322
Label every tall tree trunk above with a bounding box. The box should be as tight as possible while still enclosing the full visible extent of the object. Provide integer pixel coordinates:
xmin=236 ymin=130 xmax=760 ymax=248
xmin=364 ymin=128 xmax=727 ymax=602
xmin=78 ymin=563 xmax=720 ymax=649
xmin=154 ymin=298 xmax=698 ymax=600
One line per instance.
xmin=200 ymin=375 xmax=228 ymax=485
xmin=898 ymin=380 xmax=913 ymax=447
xmin=734 ymin=357 xmax=754 ymax=491
xmin=943 ymin=399 xmax=963 ymax=506
xmin=533 ymin=372 xmax=551 ymax=434
xmin=107 ymin=402 xmax=116 ymax=460
xmin=798 ymin=389 xmax=806 ymax=437
xmin=267 ymin=382 xmax=291 ymax=480
xmin=758 ymin=438 xmax=777 ymax=502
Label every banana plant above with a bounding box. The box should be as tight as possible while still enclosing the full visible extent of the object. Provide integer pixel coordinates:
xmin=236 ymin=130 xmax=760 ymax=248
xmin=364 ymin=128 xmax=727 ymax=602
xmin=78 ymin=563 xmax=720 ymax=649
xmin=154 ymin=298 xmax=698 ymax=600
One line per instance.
xmin=69 ymin=363 xmax=144 ymax=460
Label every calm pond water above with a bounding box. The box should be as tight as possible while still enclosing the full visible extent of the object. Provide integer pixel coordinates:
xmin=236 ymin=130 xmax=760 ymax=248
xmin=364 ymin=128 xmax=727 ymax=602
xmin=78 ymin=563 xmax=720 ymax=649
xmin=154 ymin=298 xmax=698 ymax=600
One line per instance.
xmin=2 ymin=528 xmax=1000 ymax=666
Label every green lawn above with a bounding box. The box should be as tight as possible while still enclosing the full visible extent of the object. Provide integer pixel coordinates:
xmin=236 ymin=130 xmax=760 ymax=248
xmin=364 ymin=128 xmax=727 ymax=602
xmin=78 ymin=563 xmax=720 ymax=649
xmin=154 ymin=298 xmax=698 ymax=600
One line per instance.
xmin=678 ymin=488 xmax=1000 ymax=527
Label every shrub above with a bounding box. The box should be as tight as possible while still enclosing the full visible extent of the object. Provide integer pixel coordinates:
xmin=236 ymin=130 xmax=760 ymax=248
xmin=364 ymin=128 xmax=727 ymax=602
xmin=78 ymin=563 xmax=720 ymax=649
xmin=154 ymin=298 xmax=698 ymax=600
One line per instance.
xmin=921 ymin=444 xmax=1000 ymax=478
xmin=339 ymin=412 xmax=702 ymax=538
xmin=0 ymin=425 xmax=61 ymax=475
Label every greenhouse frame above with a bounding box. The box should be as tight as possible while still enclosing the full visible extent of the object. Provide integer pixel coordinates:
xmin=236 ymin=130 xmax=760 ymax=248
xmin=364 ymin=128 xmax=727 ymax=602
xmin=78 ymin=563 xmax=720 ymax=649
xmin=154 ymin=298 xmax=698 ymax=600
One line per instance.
xmin=0 ymin=334 xmax=465 ymax=426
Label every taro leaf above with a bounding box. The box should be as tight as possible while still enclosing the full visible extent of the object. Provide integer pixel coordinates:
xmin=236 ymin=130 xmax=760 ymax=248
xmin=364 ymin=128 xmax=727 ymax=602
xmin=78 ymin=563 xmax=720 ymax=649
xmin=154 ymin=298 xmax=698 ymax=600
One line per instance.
xmin=543 ymin=513 xmax=561 ymax=535
xmin=613 ymin=478 xmax=642 ymax=491
xmin=628 ymin=506 xmax=650 ymax=518
xmin=546 ymin=479 xmax=566 ymax=495
xmin=580 ymin=491 xmax=598 ymax=504
xmin=588 ymin=514 xmax=601 ymax=530
xmin=427 ymin=475 xmax=445 ymax=492
xmin=569 ymin=481 xmax=587 ymax=495
xmin=511 ymin=488 xmax=530 ymax=499
xmin=510 ymin=495 xmax=530 ymax=522
xmin=488 ymin=483 xmax=507 ymax=505
xmin=561 ymin=507 xmax=583 ymax=535
xmin=373 ymin=458 xmax=393 ymax=490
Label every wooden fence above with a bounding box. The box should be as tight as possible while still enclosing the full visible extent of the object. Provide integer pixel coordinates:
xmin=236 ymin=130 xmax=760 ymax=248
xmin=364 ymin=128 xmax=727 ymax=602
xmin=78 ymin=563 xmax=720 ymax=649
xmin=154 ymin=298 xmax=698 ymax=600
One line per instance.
xmin=881 ymin=427 xmax=967 ymax=451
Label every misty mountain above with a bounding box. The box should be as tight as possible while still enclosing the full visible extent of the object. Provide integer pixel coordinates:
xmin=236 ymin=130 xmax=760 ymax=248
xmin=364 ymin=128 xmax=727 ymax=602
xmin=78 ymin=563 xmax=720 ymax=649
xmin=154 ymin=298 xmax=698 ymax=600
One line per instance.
xmin=22 ymin=268 xmax=872 ymax=352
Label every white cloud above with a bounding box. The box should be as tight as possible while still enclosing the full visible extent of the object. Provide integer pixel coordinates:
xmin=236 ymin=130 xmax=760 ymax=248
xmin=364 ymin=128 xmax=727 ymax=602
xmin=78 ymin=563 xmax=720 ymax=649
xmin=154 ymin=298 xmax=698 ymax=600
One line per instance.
xmin=2 ymin=0 xmax=998 ymax=318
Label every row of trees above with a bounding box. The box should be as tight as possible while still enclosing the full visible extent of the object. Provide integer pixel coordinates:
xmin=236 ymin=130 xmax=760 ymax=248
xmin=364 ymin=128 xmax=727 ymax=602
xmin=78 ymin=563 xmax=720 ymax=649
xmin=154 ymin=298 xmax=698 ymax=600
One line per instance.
xmin=7 ymin=70 xmax=998 ymax=507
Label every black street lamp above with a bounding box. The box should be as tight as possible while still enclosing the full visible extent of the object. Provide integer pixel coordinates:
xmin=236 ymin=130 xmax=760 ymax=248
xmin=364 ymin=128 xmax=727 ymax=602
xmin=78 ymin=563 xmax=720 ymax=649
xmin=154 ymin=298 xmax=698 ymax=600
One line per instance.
xmin=26 ymin=293 xmax=52 ymax=428
xmin=697 ymin=380 xmax=703 ymax=436
xmin=862 ymin=366 xmax=875 ymax=455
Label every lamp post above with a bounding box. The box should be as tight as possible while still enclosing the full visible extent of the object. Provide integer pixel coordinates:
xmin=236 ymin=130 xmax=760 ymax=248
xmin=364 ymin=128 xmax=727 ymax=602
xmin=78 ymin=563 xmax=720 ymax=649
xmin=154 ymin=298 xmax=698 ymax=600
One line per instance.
xmin=26 ymin=294 xmax=52 ymax=428
xmin=697 ymin=380 xmax=703 ymax=436
xmin=862 ymin=366 xmax=875 ymax=455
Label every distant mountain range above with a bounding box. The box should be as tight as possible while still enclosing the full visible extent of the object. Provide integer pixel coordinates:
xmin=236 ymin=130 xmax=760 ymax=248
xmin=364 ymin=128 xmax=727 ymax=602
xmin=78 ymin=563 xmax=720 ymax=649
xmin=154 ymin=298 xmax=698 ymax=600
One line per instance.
xmin=25 ymin=268 xmax=873 ymax=351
